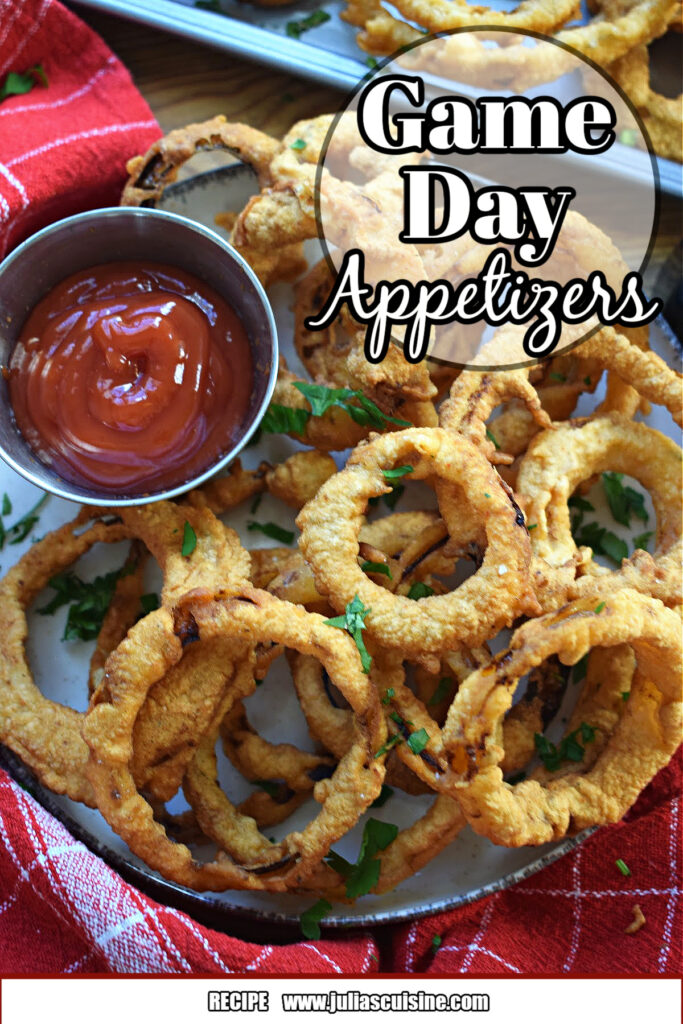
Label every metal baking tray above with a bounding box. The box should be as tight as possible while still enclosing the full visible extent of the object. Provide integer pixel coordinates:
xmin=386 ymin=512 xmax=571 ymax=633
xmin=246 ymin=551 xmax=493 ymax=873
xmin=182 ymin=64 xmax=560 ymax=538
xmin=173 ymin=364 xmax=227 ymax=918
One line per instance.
xmin=75 ymin=0 xmax=682 ymax=196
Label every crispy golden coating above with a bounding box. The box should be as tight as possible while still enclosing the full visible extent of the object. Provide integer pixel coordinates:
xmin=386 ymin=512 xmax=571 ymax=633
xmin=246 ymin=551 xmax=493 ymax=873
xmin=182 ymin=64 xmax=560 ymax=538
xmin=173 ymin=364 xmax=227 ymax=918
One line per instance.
xmin=298 ymin=428 xmax=538 ymax=653
xmin=441 ymin=591 xmax=682 ymax=845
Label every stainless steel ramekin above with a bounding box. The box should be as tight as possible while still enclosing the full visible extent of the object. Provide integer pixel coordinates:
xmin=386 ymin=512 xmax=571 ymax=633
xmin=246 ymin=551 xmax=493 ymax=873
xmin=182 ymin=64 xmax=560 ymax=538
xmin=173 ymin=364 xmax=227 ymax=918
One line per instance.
xmin=0 ymin=207 xmax=278 ymax=506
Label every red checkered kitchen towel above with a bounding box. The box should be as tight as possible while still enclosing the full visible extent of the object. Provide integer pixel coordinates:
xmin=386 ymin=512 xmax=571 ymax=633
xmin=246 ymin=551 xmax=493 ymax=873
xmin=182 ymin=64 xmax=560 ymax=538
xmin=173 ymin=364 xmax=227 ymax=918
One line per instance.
xmin=0 ymin=0 xmax=681 ymax=979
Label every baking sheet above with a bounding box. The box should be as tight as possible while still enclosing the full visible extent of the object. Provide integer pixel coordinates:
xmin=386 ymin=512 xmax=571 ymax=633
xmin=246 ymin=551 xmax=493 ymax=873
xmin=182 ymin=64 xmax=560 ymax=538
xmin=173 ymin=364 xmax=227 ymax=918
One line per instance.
xmin=74 ymin=0 xmax=682 ymax=196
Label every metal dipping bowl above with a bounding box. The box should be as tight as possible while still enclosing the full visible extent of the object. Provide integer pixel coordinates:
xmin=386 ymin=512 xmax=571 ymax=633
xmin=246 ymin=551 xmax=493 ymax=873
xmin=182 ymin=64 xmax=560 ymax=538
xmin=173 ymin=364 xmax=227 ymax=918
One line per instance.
xmin=0 ymin=207 xmax=278 ymax=506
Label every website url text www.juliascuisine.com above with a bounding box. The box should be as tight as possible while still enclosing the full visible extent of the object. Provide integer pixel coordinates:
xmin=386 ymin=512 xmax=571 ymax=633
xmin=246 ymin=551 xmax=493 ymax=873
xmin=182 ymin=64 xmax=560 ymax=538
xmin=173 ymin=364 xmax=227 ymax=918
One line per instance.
xmin=209 ymin=989 xmax=491 ymax=1012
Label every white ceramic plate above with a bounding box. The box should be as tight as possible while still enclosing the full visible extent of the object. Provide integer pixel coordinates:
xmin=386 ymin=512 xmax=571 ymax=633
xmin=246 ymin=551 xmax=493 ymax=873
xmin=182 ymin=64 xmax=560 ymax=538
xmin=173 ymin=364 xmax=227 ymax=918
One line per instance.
xmin=0 ymin=161 xmax=679 ymax=933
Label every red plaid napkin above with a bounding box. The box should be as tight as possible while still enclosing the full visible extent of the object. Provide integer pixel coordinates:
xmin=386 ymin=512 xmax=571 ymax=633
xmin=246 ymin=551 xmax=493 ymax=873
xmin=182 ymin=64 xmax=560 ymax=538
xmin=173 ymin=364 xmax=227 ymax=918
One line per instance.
xmin=0 ymin=0 xmax=681 ymax=979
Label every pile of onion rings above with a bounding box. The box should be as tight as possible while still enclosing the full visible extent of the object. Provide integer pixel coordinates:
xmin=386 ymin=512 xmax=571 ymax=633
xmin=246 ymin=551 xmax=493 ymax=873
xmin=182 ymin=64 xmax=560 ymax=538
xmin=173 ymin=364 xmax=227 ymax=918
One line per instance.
xmin=0 ymin=117 xmax=679 ymax=922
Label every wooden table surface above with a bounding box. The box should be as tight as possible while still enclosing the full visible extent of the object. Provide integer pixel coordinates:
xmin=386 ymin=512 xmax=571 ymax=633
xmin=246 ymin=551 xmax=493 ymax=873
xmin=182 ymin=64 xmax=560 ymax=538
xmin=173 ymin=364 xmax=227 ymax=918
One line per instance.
xmin=71 ymin=3 xmax=681 ymax=312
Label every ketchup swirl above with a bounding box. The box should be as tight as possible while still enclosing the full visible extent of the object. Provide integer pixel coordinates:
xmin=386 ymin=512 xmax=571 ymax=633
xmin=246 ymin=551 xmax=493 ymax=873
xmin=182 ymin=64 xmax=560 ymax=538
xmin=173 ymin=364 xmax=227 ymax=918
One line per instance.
xmin=9 ymin=262 xmax=253 ymax=495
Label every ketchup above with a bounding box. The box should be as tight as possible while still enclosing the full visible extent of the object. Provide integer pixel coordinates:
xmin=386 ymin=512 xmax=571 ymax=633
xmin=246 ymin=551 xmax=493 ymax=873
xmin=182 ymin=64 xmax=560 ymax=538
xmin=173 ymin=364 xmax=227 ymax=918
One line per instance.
xmin=8 ymin=262 xmax=254 ymax=495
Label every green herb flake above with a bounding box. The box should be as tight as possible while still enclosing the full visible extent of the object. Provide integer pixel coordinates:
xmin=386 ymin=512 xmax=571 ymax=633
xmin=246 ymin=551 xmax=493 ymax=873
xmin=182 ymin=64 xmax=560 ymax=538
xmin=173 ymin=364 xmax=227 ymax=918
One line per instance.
xmin=328 ymin=818 xmax=399 ymax=899
xmin=407 ymin=581 xmax=434 ymax=600
xmin=572 ymin=519 xmax=628 ymax=565
xmin=361 ymin=560 xmax=392 ymax=579
xmin=549 ymin=372 xmax=567 ymax=382
xmin=594 ymin=601 xmax=606 ymax=614
xmin=584 ymin=376 xmax=592 ymax=386
xmin=247 ymin=520 xmax=295 ymax=545
xmin=381 ymin=687 xmax=395 ymax=705
xmin=181 ymin=521 xmax=197 ymax=557
xmin=527 ymin=523 xmax=537 ymax=531
xmin=383 ymin=484 xmax=404 ymax=510
xmin=38 ymin=563 xmax=133 ymax=642
xmin=324 ymin=594 xmax=372 ymax=673
xmin=382 ymin=465 xmax=414 ymax=481
xmin=290 ymin=138 xmax=307 ymax=151
xmin=286 ymin=10 xmax=332 ymax=39
xmin=428 ymin=677 xmax=452 ymax=707
xmin=484 ymin=492 xmax=491 ymax=499
xmin=250 ymin=492 xmax=263 ymax=515
xmin=534 ymin=721 xmax=597 ymax=772
xmin=370 ymin=784 xmax=394 ymax=808
xmin=602 ymin=472 xmax=648 ymax=528
xmin=2 ymin=493 xmax=11 ymax=516
xmin=615 ymin=858 xmax=631 ymax=877
xmin=431 ymin=934 xmax=442 ymax=951
xmin=572 ymin=653 xmax=589 ymax=685
xmin=485 ymin=427 xmax=501 ymax=450
xmin=140 ymin=593 xmax=160 ymax=616
xmin=621 ymin=691 xmax=630 ymax=702
xmin=0 ymin=65 xmax=48 ymax=102
xmin=619 ymin=129 xmax=638 ymax=147
xmin=568 ymin=494 xmax=595 ymax=513
xmin=300 ymin=898 xmax=332 ymax=939
xmin=293 ymin=382 xmax=410 ymax=431
xmin=633 ymin=530 xmax=653 ymax=552
xmin=366 ymin=57 xmax=378 ymax=69
xmin=1 ymin=493 xmax=48 ymax=549
xmin=407 ymin=728 xmax=429 ymax=755
xmin=374 ymin=734 xmax=403 ymax=758
xmin=260 ymin=403 xmax=310 ymax=437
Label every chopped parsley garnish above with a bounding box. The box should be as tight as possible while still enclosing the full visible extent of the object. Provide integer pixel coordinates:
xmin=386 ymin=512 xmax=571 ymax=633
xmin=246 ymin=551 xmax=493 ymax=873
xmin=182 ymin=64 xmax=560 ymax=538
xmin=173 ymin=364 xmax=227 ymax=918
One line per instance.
xmin=383 ymin=484 xmax=405 ymax=510
xmin=568 ymin=494 xmax=595 ymax=515
xmin=370 ymin=784 xmax=394 ymax=808
xmin=381 ymin=687 xmax=395 ymax=705
xmin=407 ymin=581 xmax=434 ymax=600
xmin=633 ymin=530 xmax=653 ymax=552
xmin=290 ymin=138 xmax=307 ymax=151
xmin=140 ymin=593 xmax=159 ymax=616
xmin=407 ymin=728 xmax=429 ymax=755
xmin=250 ymin=492 xmax=263 ymax=515
xmin=428 ymin=677 xmax=452 ymax=706
xmin=485 ymin=427 xmax=501 ymax=450
xmin=572 ymin=518 xmax=628 ymax=565
xmin=572 ymin=653 xmax=589 ymax=684
xmin=594 ymin=601 xmax=606 ymax=614
xmin=584 ymin=376 xmax=592 ymax=386
xmin=431 ymin=934 xmax=442 ymax=951
xmin=181 ymin=521 xmax=197 ymax=557
xmin=294 ymin=382 xmax=410 ymax=431
xmin=286 ymin=10 xmax=331 ymax=39
xmin=527 ymin=523 xmax=537 ymax=531
xmin=615 ymin=858 xmax=631 ymax=877
xmin=0 ymin=65 xmax=48 ymax=102
xmin=602 ymin=472 xmax=648 ymax=527
xmin=325 ymin=818 xmax=399 ymax=898
xmin=366 ymin=56 xmax=378 ymax=69
xmin=361 ymin=560 xmax=392 ymax=579
xmin=484 ymin=492 xmax=491 ymax=499
xmin=374 ymin=734 xmax=403 ymax=758
xmin=0 ymin=493 xmax=48 ymax=550
xmin=38 ymin=563 xmax=133 ymax=642
xmin=261 ymin=403 xmax=309 ymax=436
xmin=383 ymin=465 xmax=414 ymax=481
xmin=549 ymin=372 xmax=567 ymax=382
xmin=247 ymin=521 xmax=295 ymax=545
xmin=299 ymin=898 xmax=332 ymax=939
xmin=324 ymin=595 xmax=372 ymax=673
xmin=621 ymin=691 xmax=630 ymax=702
xmin=534 ymin=722 xmax=597 ymax=772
